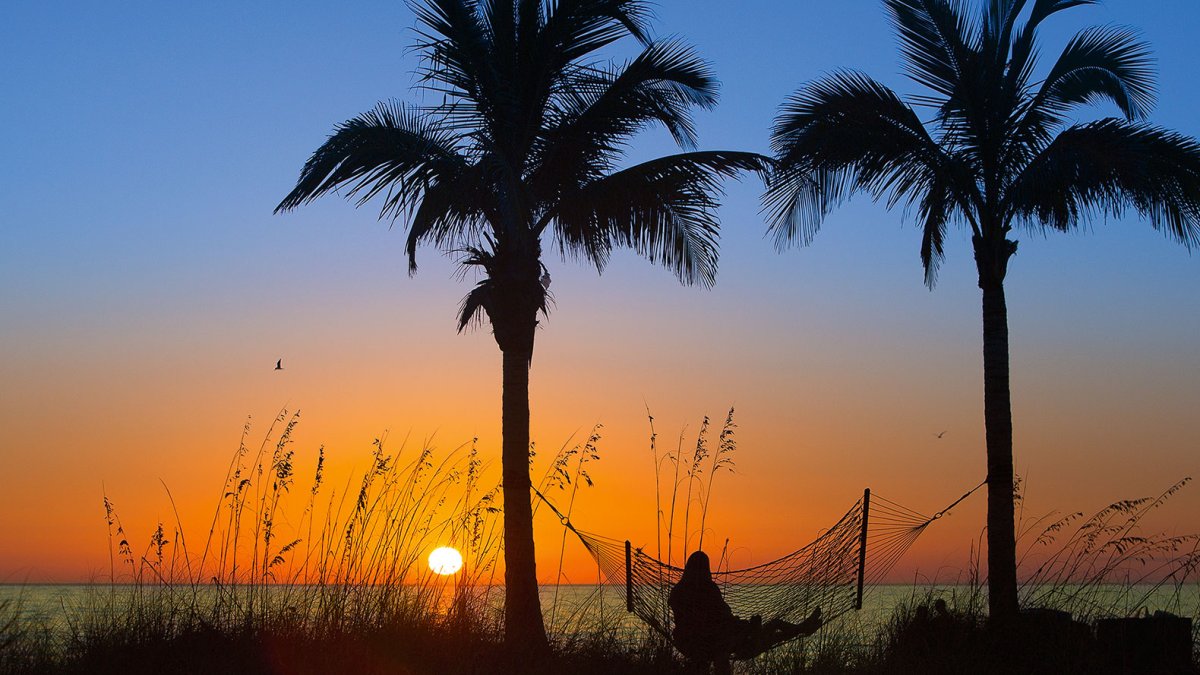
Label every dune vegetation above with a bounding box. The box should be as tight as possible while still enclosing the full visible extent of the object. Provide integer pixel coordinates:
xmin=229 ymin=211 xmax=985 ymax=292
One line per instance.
xmin=2 ymin=412 xmax=1197 ymax=674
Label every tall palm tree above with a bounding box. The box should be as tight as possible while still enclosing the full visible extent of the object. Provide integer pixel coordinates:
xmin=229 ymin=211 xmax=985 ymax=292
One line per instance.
xmin=276 ymin=0 xmax=767 ymax=649
xmin=766 ymin=0 xmax=1200 ymax=622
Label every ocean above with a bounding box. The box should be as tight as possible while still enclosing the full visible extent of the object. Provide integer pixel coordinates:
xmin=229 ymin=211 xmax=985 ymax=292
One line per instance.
xmin=3 ymin=582 xmax=1197 ymax=643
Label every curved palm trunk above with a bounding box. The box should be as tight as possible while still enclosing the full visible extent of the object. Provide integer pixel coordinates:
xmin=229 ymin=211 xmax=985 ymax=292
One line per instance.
xmin=975 ymin=235 xmax=1019 ymax=623
xmin=499 ymin=318 xmax=549 ymax=653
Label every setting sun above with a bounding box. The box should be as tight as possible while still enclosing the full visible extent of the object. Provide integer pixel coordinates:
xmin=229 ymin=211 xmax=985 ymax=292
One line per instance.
xmin=427 ymin=547 xmax=463 ymax=576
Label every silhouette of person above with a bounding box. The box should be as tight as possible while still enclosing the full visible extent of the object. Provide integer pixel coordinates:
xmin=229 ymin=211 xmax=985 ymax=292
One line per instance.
xmin=669 ymin=551 xmax=822 ymax=674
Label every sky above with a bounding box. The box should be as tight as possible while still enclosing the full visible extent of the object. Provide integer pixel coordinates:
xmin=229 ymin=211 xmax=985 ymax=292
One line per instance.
xmin=2 ymin=0 xmax=1199 ymax=585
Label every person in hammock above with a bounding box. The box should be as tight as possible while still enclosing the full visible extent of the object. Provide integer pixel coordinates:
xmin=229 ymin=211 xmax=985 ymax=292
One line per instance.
xmin=669 ymin=551 xmax=823 ymax=673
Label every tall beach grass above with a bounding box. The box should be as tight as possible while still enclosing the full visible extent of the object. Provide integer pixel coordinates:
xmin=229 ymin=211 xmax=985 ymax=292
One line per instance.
xmin=1 ymin=410 xmax=1198 ymax=673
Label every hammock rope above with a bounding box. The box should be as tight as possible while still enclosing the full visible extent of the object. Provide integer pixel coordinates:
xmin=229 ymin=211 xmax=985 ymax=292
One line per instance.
xmin=539 ymin=480 xmax=985 ymax=657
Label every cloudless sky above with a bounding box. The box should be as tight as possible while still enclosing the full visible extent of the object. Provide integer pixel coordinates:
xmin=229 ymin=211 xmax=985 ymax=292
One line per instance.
xmin=2 ymin=1 xmax=1198 ymax=583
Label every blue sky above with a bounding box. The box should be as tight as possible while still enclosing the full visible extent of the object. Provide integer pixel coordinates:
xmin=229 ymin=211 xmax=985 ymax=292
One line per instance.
xmin=4 ymin=1 xmax=1198 ymax=325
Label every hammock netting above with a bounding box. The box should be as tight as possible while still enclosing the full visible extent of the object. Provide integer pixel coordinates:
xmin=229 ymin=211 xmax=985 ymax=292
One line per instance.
xmin=560 ymin=484 xmax=982 ymax=656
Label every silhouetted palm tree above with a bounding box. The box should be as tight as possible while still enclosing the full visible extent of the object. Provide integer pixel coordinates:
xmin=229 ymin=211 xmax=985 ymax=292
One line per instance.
xmin=276 ymin=0 xmax=766 ymax=649
xmin=766 ymin=0 xmax=1200 ymax=622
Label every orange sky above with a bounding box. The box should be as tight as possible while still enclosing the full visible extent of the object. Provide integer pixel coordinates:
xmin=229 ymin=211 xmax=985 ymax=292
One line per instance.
xmin=3 ymin=228 xmax=1198 ymax=584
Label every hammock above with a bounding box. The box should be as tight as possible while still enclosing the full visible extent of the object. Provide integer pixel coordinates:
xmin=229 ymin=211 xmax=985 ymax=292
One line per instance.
xmin=543 ymin=483 xmax=983 ymax=659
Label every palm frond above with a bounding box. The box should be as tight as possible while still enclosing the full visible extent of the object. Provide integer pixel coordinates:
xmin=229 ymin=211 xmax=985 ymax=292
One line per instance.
xmin=482 ymin=0 xmax=517 ymax=52
xmin=275 ymin=100 xmax=466 ymax=215
xmin=761 ymin=165 xmax=843 ymax=250
xmin=1008 ymin=0 xmax=1098 ymax=88
xmin=1006 ymin=25 xmax=1154 ymax=175
xmin=885 ymin=0 xmax=974 ymax=98
xmin=1038 ymin=26 xmax=1155 ymax=120
xmin=529 ymin=38 xmax=719 ymax=204
xmin=918 ymin=176 xmax=955 ymax=286
xmin=549 ymin=151 xmax=770 ymax=287
xmin=1007 ymin=119 xmax=1200 ymax=245
xmin=558 ymin=38 xmax=717 ymax=143
xmin=1003 ymin=10 xmax=1144 ymax=174
xmin=982 ymin=0 xmax=1023 ymax=64
xmin=1028 ymin=0 xmax=1098 ymax=23
xmin=538 ymin=0 xmax=652 ymax=68
xmin=412 ymin=0 xmax=504 ymax=133
xmin=405 ymin=162 xmax=495 ymax=273
xmin=767 ymin=71 xmax=965 ymax=247
xmin=458 ymin=278 xmax=495 ymax=332
xmin=454 ymin=245 xmax=501 ymax=332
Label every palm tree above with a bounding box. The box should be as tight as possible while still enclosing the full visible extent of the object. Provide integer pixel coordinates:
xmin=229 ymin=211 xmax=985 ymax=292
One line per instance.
xmin=276 ymin=0 xmax=767 ymax=649
xmin=766 ymin=0 xmax=1200 ymax=623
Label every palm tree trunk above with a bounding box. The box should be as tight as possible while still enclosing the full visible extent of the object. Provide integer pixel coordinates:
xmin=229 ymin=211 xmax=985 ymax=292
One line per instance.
xmin=977 ymin=254 xmax=1019 ymax=623
xmin=501 ymin=330 xmax=548 ymax=653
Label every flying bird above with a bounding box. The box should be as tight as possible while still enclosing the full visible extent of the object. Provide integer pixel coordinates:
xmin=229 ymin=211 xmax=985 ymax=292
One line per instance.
xmin=935 ymin=430 xmax=946 ymax=439
xmin=275 ymin=359 xmax=283 ymax=371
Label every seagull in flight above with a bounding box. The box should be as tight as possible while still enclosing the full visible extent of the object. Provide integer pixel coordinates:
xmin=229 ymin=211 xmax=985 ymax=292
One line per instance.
xmin=275 ymin=359 xmax=283 ymax=371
